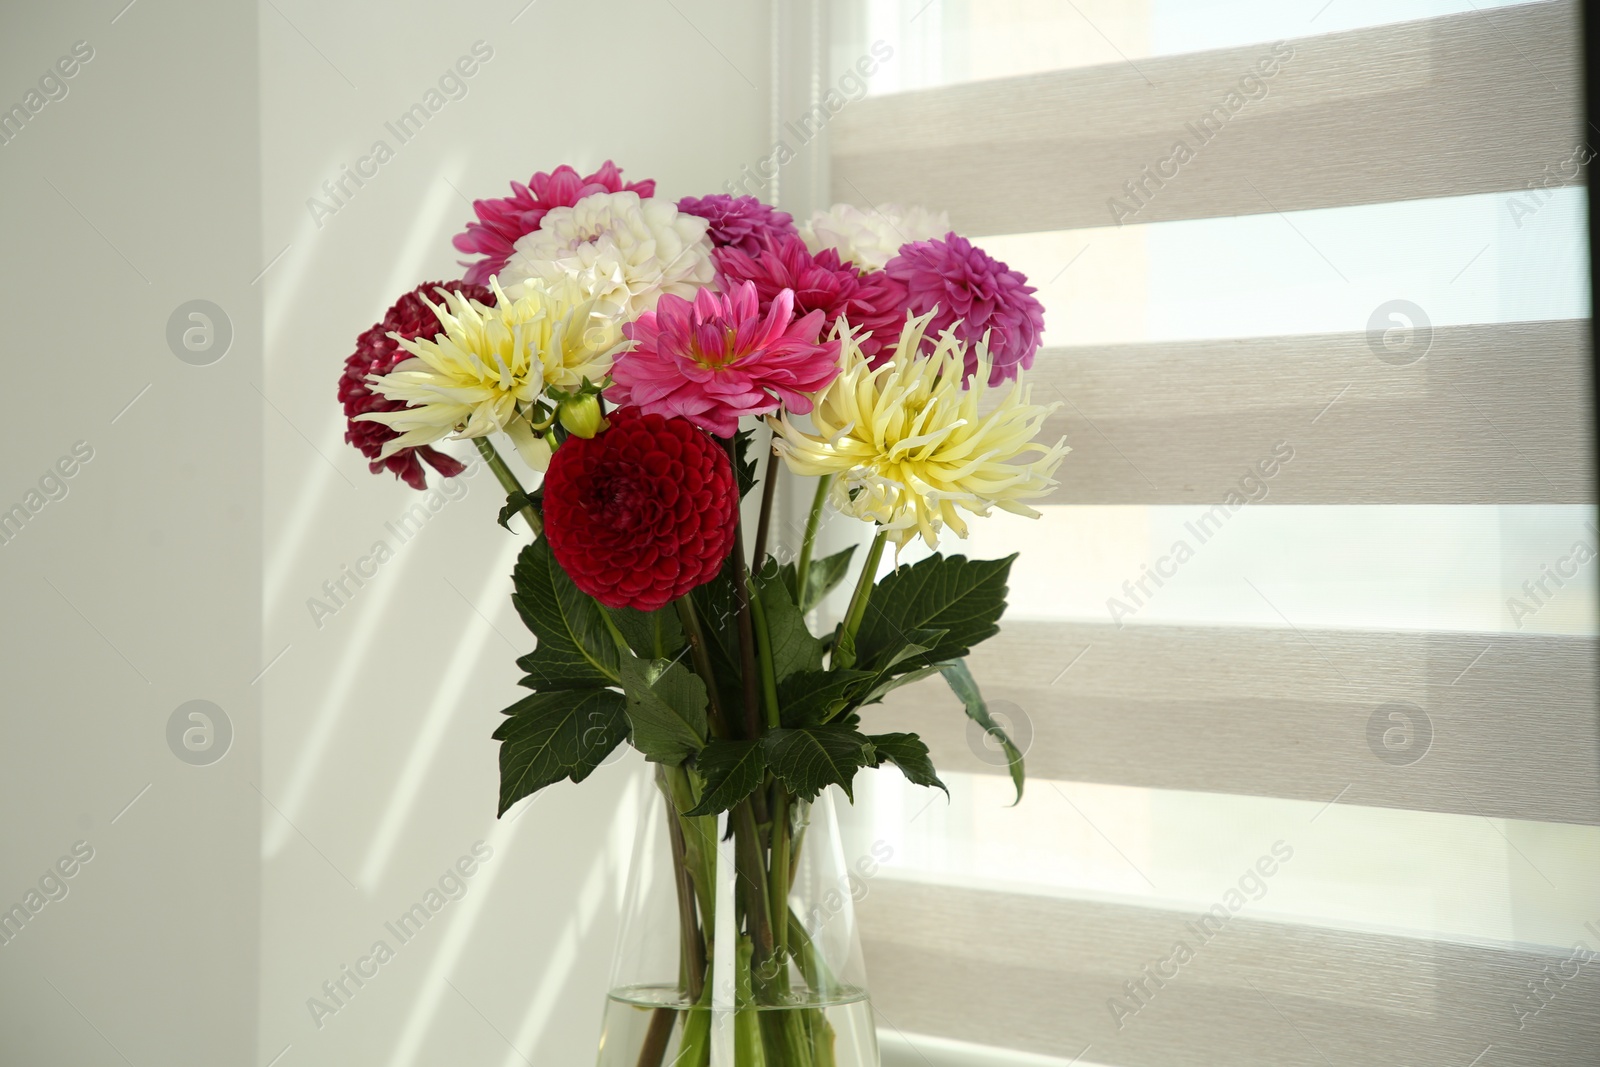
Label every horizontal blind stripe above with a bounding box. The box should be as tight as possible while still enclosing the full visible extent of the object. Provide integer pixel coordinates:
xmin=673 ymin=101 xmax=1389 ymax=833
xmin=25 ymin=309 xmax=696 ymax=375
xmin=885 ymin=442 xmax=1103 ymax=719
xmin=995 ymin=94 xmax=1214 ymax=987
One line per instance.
xmin=832 ymin=2 xmax=1582 ymax=235
xmin=859 ymin=880 xmax=1600 ymax=1066
xmin=871 ymin=621 xmax=1600 ymax=824
xmin=1023 ymin=319 xmax=1593 ymax=505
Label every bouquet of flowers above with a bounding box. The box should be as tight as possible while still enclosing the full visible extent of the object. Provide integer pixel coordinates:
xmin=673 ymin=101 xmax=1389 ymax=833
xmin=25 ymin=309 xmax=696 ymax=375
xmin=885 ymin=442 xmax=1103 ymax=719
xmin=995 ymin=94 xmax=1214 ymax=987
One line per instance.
xmin=339 ymin=162 xmax=1066 ymax=1066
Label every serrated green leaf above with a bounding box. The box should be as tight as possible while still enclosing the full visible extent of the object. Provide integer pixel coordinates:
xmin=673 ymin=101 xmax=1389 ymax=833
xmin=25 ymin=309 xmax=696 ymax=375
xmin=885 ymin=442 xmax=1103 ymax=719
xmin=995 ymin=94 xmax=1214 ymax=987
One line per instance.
xmin=859 ymin=661 xmax=945 ymax=705
xmin=493 ymin=689 xmax=628 ymax=815
xmin=496 ymin=489 xmax=538 ymax=532
xmin=754 ymin=563 xmax=824 ymax=682
xmin=733 ymin=428 xmax=759 ymax=498
xmin=763 ymin=725 xmax=876 ymax=801
xmin=607 ymin=604 xmax=687 ymax=661
xmin=940 ymin=658 xmax=1024 ymax=803
xmin=684 ymin=739 xmax=767 ymax=816
xmin=856 ymin=553 xmax=1016 ymax=677
xmin=869 ymin=732 xmax=948 ymax=796
xmin=511 ymin=539 xmax=621 ymax=690
xmin=619 ymin=654 xmax=708 ymax=764
xmin=780 ymin=545 xmax=858 ymax=614
xmin=777 ymin=668 xmax=874 ymax=727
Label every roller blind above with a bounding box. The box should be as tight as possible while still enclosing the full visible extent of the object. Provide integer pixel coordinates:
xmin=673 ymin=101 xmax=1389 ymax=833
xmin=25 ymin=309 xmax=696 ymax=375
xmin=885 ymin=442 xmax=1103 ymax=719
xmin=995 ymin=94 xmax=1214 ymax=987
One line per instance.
xmin=818 ymin=2 xmax=1598 ymax=1065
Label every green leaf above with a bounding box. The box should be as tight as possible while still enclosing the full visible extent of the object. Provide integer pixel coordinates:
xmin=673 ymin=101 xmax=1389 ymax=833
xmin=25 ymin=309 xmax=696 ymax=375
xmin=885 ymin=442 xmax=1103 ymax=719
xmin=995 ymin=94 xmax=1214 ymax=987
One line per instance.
xmin=869 ymin=732 xmax=948 ymax=796
xmin=493 ymin=689 xmax=628 ymax=815
xmin=777 ymin=668 xmax=874 ymax=727
xmin=496 ymin=489 xmax=538 ymax=532
xmin=940 ymin=658 xmax=1025 ymax=803
xmin=619 ymin=654 xmax=708 ymax=764
xmin=755 ymin=563 xmax=824 ymax=682
xmin=733 ymin=428 xmax=759 ymax=498
xmin=763 ymin=725 xmax=877 ymax=801
xmin=859 ymin=661 xmax=946 ymax=706
xmin=685 ymin=739 xmax=767 ymax=816
xmin=511 ymin=539 xmax=621 ymax=690
xmin=779 ymin=545 xmax=858 ymax=614
xmin=607 ymin=604 xmax=687 ymax=661
xmin=855 ymin=553 xmax=1017 ymax=676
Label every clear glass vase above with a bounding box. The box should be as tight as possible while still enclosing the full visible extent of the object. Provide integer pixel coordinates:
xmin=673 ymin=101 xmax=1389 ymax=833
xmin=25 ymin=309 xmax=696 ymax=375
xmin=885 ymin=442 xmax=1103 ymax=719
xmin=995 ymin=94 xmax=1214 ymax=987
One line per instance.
xmin=598 ymin=765 xmax=879 ymax=1067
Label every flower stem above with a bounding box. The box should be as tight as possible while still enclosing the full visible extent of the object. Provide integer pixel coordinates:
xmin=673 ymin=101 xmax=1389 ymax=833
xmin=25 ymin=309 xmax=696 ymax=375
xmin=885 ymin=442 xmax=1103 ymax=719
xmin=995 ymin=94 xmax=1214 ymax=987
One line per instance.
xmin=793 ymin=475 xmax=833 ymax=605
xmin=751 ymin=442 xmax=780 ymax=567
xmin=833 ymin=528 xmax=888 ymax=670
xmin=472 ymin=436 xmax=542 ymax=535
xmin=724 ymin=439 xmax=764 ymax=745
xmin=748 ymin=591 xmax=783 ymax=730
xmin=674 ymin=597 xmax=727 ymax=739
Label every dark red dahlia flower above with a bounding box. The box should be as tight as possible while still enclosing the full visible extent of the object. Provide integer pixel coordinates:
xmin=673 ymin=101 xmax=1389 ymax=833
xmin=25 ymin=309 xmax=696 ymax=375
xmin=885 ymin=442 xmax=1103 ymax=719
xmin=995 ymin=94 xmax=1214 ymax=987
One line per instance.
xmin=339 ymin=280 xmax=492 ymax=490
xmin=452 ymin=161 xmax=655 ymax=286
xmin=714 ymin=234 xmax=907 ymax=362
xmin=885 ymin=233 xmax=1045 ymax=385
xmin=542 ymin=409 xmax=737 ymax=612
xmin=677 ymin=194 xmax=798 ymax=256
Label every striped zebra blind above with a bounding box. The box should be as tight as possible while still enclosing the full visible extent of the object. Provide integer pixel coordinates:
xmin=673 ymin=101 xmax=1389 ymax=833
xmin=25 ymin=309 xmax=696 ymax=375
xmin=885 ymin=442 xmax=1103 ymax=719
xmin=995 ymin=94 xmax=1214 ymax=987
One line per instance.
xmin=815 ymin=3 xmax=1600 ymax=1065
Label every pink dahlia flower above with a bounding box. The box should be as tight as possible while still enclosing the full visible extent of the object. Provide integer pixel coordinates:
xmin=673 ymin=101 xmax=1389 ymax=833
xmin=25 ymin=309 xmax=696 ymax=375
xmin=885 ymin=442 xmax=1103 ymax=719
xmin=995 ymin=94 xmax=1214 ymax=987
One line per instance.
xmin=339 ymin=280 xmax=491 ymax=490
xmin=452 ymin=161 xmax=655 ymax=286
xmin=885 ymin=233 xmax=1045 ymax=385
xmin=713 ymin=235 xmax=907 ymax=364
xmin=608 ymin=281 xmax=840 ymax=438
xmin=677 ymin=194 xmax=798 ymax=256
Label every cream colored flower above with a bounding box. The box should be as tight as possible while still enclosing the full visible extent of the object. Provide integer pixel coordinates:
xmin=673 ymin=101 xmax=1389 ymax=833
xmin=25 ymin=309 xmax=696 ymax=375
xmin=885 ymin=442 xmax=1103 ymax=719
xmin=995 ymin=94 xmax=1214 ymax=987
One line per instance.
xmin=357 ymin=274 xmax=626 ymax=462
xmin=801 ymin=202 xmax=951 ymax=272
xmin=501 ymin=191 xmax=715 ymax=319
xmin=769 ymin=313 xmax=1068 ymax=548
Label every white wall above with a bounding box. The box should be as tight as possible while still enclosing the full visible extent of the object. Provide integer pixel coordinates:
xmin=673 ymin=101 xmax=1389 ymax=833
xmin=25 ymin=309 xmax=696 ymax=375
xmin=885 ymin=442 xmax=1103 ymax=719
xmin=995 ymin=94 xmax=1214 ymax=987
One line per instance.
xmin=0 ymin=2 xmax=262 ymax=1065
xmin=256 ymin=2 xmax=776 ymax=1063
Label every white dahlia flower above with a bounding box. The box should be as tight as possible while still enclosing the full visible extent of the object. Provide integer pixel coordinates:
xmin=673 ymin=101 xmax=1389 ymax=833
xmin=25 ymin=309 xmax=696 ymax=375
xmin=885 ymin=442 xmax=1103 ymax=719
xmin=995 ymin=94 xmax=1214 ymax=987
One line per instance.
xmin=800 ymin=202 xmax=952 ymax=272
xmin=501 ymin=191 xmax=715 ymax=319
xmin=769 ymin=312 xmax=1068 ymax=549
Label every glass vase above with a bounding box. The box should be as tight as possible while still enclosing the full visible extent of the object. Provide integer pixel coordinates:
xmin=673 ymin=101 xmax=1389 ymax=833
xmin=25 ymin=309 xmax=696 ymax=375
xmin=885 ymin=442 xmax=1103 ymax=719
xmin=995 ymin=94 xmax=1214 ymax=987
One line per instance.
xmin=598 ymin=765 xmax=879 ymax=1066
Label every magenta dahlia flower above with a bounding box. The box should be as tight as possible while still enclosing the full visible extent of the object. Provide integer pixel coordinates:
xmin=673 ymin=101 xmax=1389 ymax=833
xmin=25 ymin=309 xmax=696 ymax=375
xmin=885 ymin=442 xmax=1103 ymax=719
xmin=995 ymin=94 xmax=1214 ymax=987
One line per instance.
xmin=677 ymin=194 xmax=798 ymax=256
xmin=608 ymin=281 xmax=841 ymax=438
xmin=339 ymin=280 xmax=491 ymax=490
xmin=713 ymin=235 xmax=907 ymax=363
xmin=451 ymin=161 xmax=655 ymax=286
xmin=884 ymin=233 xmax=1045 ymax=385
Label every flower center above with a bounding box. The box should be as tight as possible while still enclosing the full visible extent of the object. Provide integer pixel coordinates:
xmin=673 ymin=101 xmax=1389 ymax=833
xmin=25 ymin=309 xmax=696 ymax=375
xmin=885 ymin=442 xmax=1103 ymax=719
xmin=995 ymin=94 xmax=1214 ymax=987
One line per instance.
xmin=690 ymin=328 xmax=743 ymax=371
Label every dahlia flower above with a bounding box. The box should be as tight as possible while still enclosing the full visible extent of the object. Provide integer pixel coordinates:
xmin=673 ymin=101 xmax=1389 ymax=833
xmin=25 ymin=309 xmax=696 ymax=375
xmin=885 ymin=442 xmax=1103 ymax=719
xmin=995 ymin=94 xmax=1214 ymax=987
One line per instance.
xmin=452 ymin=161 xmax=654 ymax=286
xmin=677 ymin=194 xmax=798 ymax=256
xmin=340 ymin=280 xmax=490 ymax=490
xmin=802 ymin=202 xmax=951 ymax=272
xmin=608 ymin=281 xmax=839 ymax=438
xmin=501 ymin=191 xmax=714 ymax=319
xmin=713 ymin=235 xmax=907 ymax=363
xmin=542 ymin=409 xmax=738 ymax=611
xmin=885 ymin=234 xmax=1045 ymax=386
xmin=356 ymin=274 xmax=627 ymax=465
xmin=769 ymin=312 xmax=1068 ymax=549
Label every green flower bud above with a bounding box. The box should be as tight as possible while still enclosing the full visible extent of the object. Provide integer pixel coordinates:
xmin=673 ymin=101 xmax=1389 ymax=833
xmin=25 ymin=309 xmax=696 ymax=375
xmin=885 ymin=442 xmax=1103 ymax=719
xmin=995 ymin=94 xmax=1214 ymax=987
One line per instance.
xmin=558 ymin=394 xmax=606 ymax=439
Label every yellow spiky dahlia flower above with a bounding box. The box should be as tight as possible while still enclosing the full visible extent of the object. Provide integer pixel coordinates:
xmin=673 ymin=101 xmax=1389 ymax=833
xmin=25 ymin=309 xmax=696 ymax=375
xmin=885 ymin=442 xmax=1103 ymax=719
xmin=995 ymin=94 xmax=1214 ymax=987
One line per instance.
xmin=769 ymin=312 xmax=1069 ymax=548
xmin=356 ymin=273 xmax=627 ymax=465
